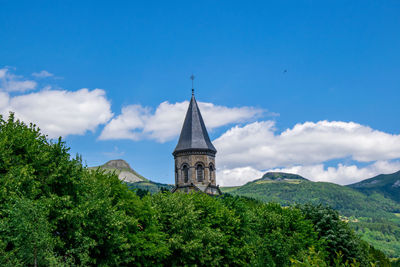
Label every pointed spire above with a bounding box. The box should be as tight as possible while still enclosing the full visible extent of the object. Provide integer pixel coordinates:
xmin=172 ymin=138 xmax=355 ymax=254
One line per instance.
xmin=173 ymin=89 xmax=217 ymax=156
xmin=190 ymin=74 xmax=195 ymax=96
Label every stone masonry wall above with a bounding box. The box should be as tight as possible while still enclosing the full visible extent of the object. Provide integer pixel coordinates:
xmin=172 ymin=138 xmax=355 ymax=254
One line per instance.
xmin=175 ymin=153 xmax=216 ymax=186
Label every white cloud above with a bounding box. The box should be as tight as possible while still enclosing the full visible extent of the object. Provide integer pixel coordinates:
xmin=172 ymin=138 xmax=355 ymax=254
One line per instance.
xmin=217 ymin=166 xmax=263 ymax=186
xmin=0 ymin=92 xmax=9 ymax=113
xmin=141 ymin=101 xmax=187 ymax=142
xmin=0 ymin=69 xmax=7 ymax=79
xmin=2 ymin=88 xmax=113 ymax=138
xmin=7 ymin=80 xmax=37 ymax=92
xmin=214 ymin=120 xmax=400 ymax=185
xmin=32 ymin=70 xmax=54 ymax=78
xmin=217 ymin=161 xmax=400 ymax=186
xmin=199 ymin=102 xmax=268 ymax=129
xmin=214 ymin=120 xmax=400 ymax=169
xmin=0 ymin=68 xmax=37 ymax=92
xmin=99 ymin=100 xmax=264 ymax=142
xmin=265 ymin=160 xmax=400 ymax=185
xmin=99 ymin=105 xmax=150 ymax=141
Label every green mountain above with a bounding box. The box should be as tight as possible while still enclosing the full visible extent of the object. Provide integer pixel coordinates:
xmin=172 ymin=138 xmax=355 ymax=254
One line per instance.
xmin=349 ymin=171 xmax=400 ymax=203
xmin=89 ymin=159 xmax=148 ymax=183
xmin=222 ymin=172 xmax=400 ymax=217
xmin=221 ymin=171 xmax=400 ymax=258
xmin=90 ymin=159 xmax=173 ymax=194
xmin=259 ymin=171 xmax=308 ymax=181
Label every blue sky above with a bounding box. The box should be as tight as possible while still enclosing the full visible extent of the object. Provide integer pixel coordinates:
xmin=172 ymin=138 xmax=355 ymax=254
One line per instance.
xmin=1 ymin=1 xmax=400 ymax=185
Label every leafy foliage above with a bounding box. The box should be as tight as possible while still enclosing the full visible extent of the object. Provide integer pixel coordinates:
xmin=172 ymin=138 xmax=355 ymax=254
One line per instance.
xmin=298 ymin=204 xmax=369 ymax=265
xmin=127 ymin=180 xmax=173 ymax=194
xmin=0 ymin=114 xmax=394 ymax=265
xmin=222 ymin=174 xmax=400 ymax=258
xmin=0 ymin=114 xmax=168 ymax=265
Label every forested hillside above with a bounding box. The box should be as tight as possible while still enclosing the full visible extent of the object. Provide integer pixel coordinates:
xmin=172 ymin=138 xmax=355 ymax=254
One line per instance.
xmin=0 ymin=114 xmax=397 ymax=265
xmin=222 ymin=172 xmax=400 ymax=258
xmin=349 ymin=171 xmax=400 ymax=203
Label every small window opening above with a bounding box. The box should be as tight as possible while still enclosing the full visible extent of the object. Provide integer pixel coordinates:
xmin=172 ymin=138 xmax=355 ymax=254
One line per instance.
xmin=197 ymin=164 xmax=204 ymax=182
xmin=209 ymin=164 xmax=214 ymax=181
xmin=183 ymin=165 xmax=189 ymax=183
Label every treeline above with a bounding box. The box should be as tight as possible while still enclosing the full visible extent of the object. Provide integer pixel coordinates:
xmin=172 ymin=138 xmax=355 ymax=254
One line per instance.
xmin=224 ymin=174 xmax=400 ymax=258
xmin=226 ymin=179 xmax=400 ymax=220
xmin=0 ymin=114 xmax=395 ymax=266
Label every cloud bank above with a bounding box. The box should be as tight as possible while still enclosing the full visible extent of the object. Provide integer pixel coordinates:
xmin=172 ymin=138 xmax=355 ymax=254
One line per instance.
xmin=266 ymin=161 xmax=400 ymax=185
xmin=0 ymin=68 xmax=113 ymax=138
xmin=215 ymin=120 xmax=400 ymax=169
xmin=99 ymin=101 xmax=264 ymax=142
xmin=214 ymin=121 xmax=400 ymax=186
xmin=1 ymin=89 xmax=113 ymax=138
xmin=217 ymin=161 xmax=400 ymax=187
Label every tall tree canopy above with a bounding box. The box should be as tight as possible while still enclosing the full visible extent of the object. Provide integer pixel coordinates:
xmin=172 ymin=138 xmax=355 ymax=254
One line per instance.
xmin=0 ymin=114 xmax=391 ymax=266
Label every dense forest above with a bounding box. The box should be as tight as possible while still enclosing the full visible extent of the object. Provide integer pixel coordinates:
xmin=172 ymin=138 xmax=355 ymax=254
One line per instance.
xmin=222 ymin=172 xmax=400 ymax=259
xmin=0 ymin=114 xmax=398 ymax=266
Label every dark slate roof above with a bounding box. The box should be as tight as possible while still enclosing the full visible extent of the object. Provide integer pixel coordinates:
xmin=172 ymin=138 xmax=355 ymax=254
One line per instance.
xmin=173 ymin=95 xmax=217 ymax=155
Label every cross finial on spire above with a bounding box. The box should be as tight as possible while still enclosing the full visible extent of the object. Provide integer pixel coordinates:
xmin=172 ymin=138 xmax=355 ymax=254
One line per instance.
xmin=190 ymin=74 xmax=195 ymax=96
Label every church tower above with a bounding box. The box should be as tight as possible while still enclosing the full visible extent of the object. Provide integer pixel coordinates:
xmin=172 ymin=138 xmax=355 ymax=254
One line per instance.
xmin=172 ymin=85 xmax=221 ymax=195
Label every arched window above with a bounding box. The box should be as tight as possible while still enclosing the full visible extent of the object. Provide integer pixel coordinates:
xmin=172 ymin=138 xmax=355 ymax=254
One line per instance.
xmin=196 ymin=164 xmax=204 ymax=182
xmin=182 ymin=165 xmax=189 ymax=183
xmin=209 ymin=164 xmax=214 ymax=181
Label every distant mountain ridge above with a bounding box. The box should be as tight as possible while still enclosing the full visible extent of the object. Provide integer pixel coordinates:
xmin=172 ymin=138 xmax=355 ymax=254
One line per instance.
xmin=223 ymin=172 xmax=400 ymax=216
xmin=221 ymin=170 xmax=400 ymax=258
xmin=349 ymin=170 xmax=400 ymax=203
xmin=89 ymin=159 xmax=148 ymax=183
xmin=259 ymin=172 xmax=308 ymax=181
xmin=89 ymin=159 xmax=173 ymax=193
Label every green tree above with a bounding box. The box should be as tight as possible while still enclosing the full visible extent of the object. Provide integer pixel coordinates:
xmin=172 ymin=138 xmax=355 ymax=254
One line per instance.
xmin=290 ymin=247 xmax=328 ymax=267
xmin=248 ymin=202 xmax=323 ymax=266
xmin=0 ymin=197 xmax=59 ymax=266
xmin=299 ymin=204 xmax=369 ymax=265
xmin=0 ymin=114 xmax=169 ymax=265
xmin=0 ymin=114 xmax=391 ymax=265
xmin=152 ymin=192 xmax=252 ymax=266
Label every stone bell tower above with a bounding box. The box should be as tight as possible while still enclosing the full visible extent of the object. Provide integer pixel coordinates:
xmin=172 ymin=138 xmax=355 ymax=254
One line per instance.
xmin=171 ymin=80 xmax=221 ymax=195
